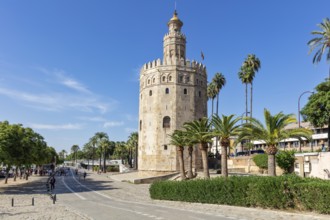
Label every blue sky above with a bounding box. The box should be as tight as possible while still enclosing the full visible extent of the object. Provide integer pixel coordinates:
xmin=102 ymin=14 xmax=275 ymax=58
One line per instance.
xmin=0 ymin=0 xmax=329 ymax=153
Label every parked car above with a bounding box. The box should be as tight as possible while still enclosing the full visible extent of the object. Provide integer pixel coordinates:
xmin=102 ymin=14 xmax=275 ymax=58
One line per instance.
xmin=251 ymin=149 xmax=265 ymax=154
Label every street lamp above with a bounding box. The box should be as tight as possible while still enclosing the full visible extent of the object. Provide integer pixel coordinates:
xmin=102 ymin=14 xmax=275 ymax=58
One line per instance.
xmin=298 ymin=91 xmax=314 ymax=127
xmin=298 ymin=90 xmax=314 ymax=152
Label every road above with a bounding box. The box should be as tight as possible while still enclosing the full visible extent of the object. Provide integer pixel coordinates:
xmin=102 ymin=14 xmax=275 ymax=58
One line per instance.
xmin=49 ymin=169 xmax=328 ymax=220
xmin=54 ymin=169 xmax=238 ymax=220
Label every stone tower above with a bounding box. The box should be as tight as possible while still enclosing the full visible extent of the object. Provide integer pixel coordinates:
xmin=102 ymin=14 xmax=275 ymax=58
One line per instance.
xmin=138 ymin=11 xmax=207 ymax=174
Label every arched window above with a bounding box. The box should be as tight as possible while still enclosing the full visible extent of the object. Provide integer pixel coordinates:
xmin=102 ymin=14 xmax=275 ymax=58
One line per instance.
xmin=148 ymin=79 xmax=150 ymax=84
xmin=179 ymin=76 xmax=183 ymax=83
xmin=163 ymin=116 xmax=171 ymax=128
xmin=184 ymin=88 xmax=187 ymax=95
xmin=169 ymin=76 xmax=172 ymax=81
xmin=153 ymin=78 xmax=155 ymax=83
xmin=186 ymin=76 xmax=190 ymax=82
xmin=149 ymin=90 xmax=152 ymax=96
xmin=165 ymin=88 xmax=169 ymax=94
xmin=162 ymin=76 xmax=166 ymax=82
xmin=198 ymin=91 xmax=201 ymax=97
xmin=196 ymin=79 xmax=199 ymax=84
xmin=164 ymin=145 xmax=168 ymax=150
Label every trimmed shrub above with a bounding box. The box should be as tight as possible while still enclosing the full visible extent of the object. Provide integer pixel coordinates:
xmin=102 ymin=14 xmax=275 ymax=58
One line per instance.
xmin=149 ymin=175 xmax=330 ymax=214
xmin=294 ymin=181 xmax=330 ymax=214
xmin=276 ymin=150 xmax=296 ymax=173
xmin=252 ymin=154 xmax=268 ymax=170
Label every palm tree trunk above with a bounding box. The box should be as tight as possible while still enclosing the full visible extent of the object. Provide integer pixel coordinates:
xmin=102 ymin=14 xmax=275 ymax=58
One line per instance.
xmin=103 ymin=149 xmax=106 ymax=173
xmin=177 ymin=146 xmax=186 ymax=180
xmin=200 ymin=143 xmax=210 ymax=179
xmin=221 ymin=145 xmax=228 ymax=177
xmin=268 ymin=154 xmax=276 ymax=176
xmin=245 ymin=83 xmax=248 ymax=121
xmin=99 ymin=149 xmax=102 ymax=172
xmin=215 ymin=94 xmax=219 ymax=155
xmin=250 ymin=82 xmax=253 ymax=118
xmin=187 ymin=146 xmax=194 ymax=179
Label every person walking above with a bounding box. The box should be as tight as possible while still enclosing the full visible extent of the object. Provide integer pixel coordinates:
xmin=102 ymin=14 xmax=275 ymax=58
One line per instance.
xmin=83 ymin=171 xmax=87 ymax=180
xmin=50 ymin=176 xmax=56 ymax=190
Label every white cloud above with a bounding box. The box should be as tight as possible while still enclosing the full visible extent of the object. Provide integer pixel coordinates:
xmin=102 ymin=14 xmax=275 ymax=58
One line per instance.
xmin=124 ymin=114 xmax=139 ymax=121
xmin=29 ymin=123 xmax=84 ymax=130
xmin=55 ymin=71 xmax=91 ymax=93
xmin=125 ymin=127 xmax=137 ymax=133
xmin=103 ymin=121 xmax=124 ymax=128
xmin=77 ymin=116 xmax=107 ymax=122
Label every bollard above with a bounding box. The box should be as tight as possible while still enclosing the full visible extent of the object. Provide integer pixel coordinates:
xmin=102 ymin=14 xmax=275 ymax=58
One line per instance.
xmin=32 ymin=197 xmax=34 ymax=206
xmin=12 ymin=198 xmax=14 ymax=207
xmin=53 ymin=194 xmax=56 ymax=204
xmin=54 ymin=194 xmax=56 ymax=202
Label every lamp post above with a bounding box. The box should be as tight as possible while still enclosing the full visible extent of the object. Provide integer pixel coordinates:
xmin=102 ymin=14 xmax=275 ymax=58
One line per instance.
xmin=298 ymin=91 xmax=314 ymax=152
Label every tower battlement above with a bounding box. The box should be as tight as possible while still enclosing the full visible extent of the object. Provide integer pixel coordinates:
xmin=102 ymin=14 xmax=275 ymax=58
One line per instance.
xmin=142 ymin=58 xmax=206 ymax=73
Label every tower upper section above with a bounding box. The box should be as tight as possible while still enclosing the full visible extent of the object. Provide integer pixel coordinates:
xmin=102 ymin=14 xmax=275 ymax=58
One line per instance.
xmin=163 ymin=10 xmax=186 ymax=63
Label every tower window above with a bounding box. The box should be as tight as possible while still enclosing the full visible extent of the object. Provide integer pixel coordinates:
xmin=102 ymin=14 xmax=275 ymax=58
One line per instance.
xmin=149 ymin=90 xmax=152 ymax=96
xmin=199 ymin=91 xmax=201 ymax=97
xmin=140 ymin=120 xmax=142 ymax=131
xmin=184 ymin=88 xmax=187 ymax=95
xmin=169 ymin=76 xmax=172 ymax=81
xmin=179 ymin=76 xmax=183 ymax=83
xmin=153 ymin=78 xmax=155 ymax=83
xmin=148 ymin=79 xmax=150 ymax=84
xmin=196 ymin=79 xmax=199 ymax=84
xmin=163 ymin=116 xmax=171 ymax=128
xmin=162 ymin=76 xmax=166 ymax=82
xmin=165 ymin=88 xmax=169 ymax=94
xmin=164 ymin=145 xmax=168 ymax=150
xmin=186 ymin=76 xmax=190 ymax=82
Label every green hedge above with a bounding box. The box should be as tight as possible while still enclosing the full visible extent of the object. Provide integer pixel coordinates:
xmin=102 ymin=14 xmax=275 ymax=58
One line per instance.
xmin=149 ymin=175 xmax=330 ymax=214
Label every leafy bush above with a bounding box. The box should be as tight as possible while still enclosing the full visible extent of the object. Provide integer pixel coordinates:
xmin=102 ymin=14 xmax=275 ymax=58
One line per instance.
xmin=106 ymin=165 xmax=119 ymax=172
xmin=276 ymin=150 xmax=296 ymax=173
xmin=252 ymin=154 xmax=268 ymax=170
xmin=150 ymin=175 xmax=330 ymax=214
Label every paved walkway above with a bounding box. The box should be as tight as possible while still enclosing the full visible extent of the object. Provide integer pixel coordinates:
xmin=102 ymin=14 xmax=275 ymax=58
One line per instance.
xmin=83 ymin=170 xmax=329 ymax=220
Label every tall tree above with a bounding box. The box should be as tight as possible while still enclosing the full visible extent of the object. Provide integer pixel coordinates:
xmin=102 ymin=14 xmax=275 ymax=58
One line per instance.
xmin=212 ymin=73 xmax=226 ymax=156
xmin=301 ymin=79 xmax=330 ymax=150
xmin=183 ymin=117 xmax=213 ymax=179
xmin=308 ymin=17 xmax=330 ymax=80
xmin=168 ymin=130 xmax=187 ymax=180
xmin=211 ymin=114 xmax=242 ymax=177
xmin=242 ymin=54 xmax=261 ymax=118
xmin=127 ymin=132 xmax=138 ymax=169
xmin=207 ymin=82 xmax=218 ymax=117
xmin=71 ymin=144 xmax=80 ymax=165
xmin=92 ymin=132 xmax=109 ymax=172
xmin=238 ymin=109 xmax=312 ymax=176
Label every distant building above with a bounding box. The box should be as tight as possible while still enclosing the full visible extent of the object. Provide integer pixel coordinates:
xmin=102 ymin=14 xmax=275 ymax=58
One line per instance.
xmin=138 ymin=11 xmax=207 ymax=173
xmin=210 ymin=121 xmax=329 ymax=155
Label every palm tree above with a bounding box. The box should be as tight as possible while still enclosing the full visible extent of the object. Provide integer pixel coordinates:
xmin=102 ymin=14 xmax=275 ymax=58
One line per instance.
xmin=71 ymin=145 xmax=80 ymax=166
xmin=308 ymin=17 xmax=330 ymax=80
xmin=183 ymin=117 xmax=213 ymax=179
xmin=212 ymin=73 xmax=226 ymax=156
xmin=168 ymin=130 xmax=187 ymax=180
xmin=242 ymin=54 xmax=261 ymax=118
xmin=207 ymin=82 xmax=218 ymax=117
xmin=127 ymin=132 xmax=138 ymax=169
xmin=212 ymin=72 xmax=226 ymax=116
xmin=100 ymin=139 xmax=111 ymax=173
xmin=237 ymin=109 xmax=312 ymax=176
xmin=238 ymin=66 xmax=250 ymax=120
xmin=211 ymin=114 xmax=242 ymax=177
xmin=93 ymin=132 xmax=109 ymax=172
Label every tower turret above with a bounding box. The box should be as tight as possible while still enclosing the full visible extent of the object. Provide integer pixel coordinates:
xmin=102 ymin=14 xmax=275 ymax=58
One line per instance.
xmin=163 ymin=10 xmax=186 ymax=63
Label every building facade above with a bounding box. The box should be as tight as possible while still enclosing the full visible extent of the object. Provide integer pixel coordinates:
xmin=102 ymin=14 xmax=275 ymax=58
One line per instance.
xmin=138 ymin=11 xmax=207 ymax=173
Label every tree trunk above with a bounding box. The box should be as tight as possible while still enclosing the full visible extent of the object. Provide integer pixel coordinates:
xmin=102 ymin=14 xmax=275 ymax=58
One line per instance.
xmin=187 ymin=146 xmax=194 ymax=179
xmin=266 ymin=145 xmax=277 ymax=176
xmin=99 ymin=150 xmax=102 ymax=172
xmin=250 ymin=82 xmax=253 ymax=118
xmin=103 ymin=149 xmax=107 ymax=173
xmin=177 ymin=146 xmax=186 ymax=180
xmin=245 ymin=83 xmax=248 ymax=123
xmin=215 ymin=94 xmax=219 ymax=155
xmin=200 ymin=143 xmax=210 ymax=179
xmin=268 ymin=154 xmax=276 ymax=176
xmin=221 ymin=145 xmax=228 ymax=177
